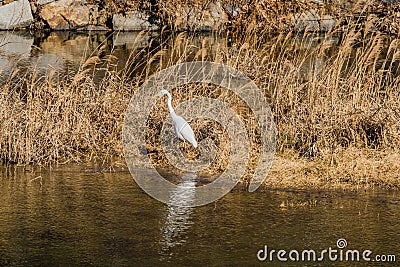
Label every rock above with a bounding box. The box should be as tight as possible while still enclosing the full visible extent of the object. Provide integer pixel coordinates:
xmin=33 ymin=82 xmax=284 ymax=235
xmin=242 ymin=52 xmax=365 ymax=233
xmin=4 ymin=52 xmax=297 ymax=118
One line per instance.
xmin=172 ymin=2 xmax=228 ymax=31
xmin=113 ymin=11 xmax=159 ymax=31
xmin=320 ymin=15 xmax=336 ymax=32
xmin=291 ymin=10 xmax=337 ymax=32
xmin=39 ymin=0 xmax=87 ymax=30
xmin=39 ymin=0 xmax=103 ymax=30
xmin=224 ymin=4 xmax=239 ymax=17
xmin=292 ymin=10 xmax=319 ymax=32
xmin=0 ymin=0 xmax=34 ymax=29
xmin=382 ymin=0 xmax=400 ymax=4
xmin=30 ymin=1 xmax=37 ymax=14
xmin=310 ymin=0 xmax=324 ymax=4
xmin=38 ymin=0 xmax=56 ymax=4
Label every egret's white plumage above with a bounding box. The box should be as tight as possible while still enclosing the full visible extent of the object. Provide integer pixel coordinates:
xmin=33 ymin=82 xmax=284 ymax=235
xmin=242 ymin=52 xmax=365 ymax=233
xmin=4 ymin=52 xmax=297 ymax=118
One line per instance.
xmin=159 ymin=89 xmax=198 ymax=148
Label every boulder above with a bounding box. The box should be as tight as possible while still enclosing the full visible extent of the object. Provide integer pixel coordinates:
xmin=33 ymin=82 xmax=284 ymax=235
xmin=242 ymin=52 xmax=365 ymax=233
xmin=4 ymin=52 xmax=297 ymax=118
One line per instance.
xmin=39 ymin=0 xmax=103 ymax=30
xmin=381 ymin=0 xmax=400 ymax=4
xmin=224 ymin=4 xmax=239 ymax=17
xmin=291 ymin=10 xmax=337 ymax=32
xmin=172 ymin=2 xmax=228 ymax=31
xmin=38 ymin=0 xmax=56 ymax=4
xmin=319 ymin=15 xmax=337 ymax=32
xmin=113 ymin=11 xmax=159 ymax=31
xmin=0 ymin=0 xmax=34 ymax=29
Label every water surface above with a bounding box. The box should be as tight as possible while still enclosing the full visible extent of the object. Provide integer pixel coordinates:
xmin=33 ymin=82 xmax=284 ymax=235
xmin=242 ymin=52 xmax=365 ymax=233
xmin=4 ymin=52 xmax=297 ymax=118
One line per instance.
xmin=0 ymin=166 xmax=399 ymax=266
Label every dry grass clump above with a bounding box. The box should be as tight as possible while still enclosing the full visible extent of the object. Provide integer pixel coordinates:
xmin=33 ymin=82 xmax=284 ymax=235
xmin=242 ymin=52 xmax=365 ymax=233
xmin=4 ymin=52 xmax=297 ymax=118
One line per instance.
xmin=157 ymin=0 xmax=321 ymax=32
xmin=156 ymin=0 xmax=400 ymax=35
xmin=238 ymin=0 xmax=400 ymax=35
xmin=0 ymin=56 xmax=134 ymax=164
xmin=267 ymin=147 xmax=400 ymax=190
xmin=0 ymin=27 xmax=399 ymax=189
xmin=227 ymin=31 xmax=400 ymax=155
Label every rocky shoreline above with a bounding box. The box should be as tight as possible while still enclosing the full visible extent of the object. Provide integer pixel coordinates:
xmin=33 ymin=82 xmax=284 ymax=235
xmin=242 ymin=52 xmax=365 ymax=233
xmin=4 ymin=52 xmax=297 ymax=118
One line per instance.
xmin=0 ymin=0 xmax=399 ymax=34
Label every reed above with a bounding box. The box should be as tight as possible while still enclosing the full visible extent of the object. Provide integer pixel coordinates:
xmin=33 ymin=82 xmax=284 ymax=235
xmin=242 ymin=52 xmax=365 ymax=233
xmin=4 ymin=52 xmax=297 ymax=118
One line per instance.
xmin=0 ymin=24 xmax=399 ymax=189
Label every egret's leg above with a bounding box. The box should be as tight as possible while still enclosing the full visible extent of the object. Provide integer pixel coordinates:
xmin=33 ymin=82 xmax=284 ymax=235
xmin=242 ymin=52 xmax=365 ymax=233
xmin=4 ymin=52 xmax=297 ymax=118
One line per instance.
xmin=183 ymin=141 xmax=188 ymax=158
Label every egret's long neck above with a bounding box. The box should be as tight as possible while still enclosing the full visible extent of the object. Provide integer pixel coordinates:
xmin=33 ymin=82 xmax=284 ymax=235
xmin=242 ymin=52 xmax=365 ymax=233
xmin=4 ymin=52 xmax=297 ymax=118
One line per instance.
xmin=166 ymin=93 xmax=175 ymax=114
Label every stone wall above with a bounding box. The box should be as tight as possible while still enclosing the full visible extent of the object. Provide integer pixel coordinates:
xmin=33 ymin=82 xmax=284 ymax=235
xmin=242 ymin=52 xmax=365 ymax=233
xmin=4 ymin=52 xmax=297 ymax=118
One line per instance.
xmin=0 ymin=0 xmax=399 ymax=33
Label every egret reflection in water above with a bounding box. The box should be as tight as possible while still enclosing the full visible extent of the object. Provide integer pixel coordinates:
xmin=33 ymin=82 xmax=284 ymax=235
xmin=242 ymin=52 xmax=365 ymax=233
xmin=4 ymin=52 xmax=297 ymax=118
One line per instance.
xmin=160 ymin=172 xmax=197 ymax=254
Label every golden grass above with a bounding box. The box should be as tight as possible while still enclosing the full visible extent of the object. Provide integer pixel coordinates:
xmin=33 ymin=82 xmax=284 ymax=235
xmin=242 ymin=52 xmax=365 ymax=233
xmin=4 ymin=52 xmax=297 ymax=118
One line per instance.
xmin=0 ymin=25 xmax=399 ymax=190
xmin=267 ymin=148 xmax=400 ymax=190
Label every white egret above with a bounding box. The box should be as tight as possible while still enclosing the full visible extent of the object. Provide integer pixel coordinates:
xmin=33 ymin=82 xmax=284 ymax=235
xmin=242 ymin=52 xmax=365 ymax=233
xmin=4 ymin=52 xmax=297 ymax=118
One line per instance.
xmin=159 ymin=89 xmax=198 ymax=148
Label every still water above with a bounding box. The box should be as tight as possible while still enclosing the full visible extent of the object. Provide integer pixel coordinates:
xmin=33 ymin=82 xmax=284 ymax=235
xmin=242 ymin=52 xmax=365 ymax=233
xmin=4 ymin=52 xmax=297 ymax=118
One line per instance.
xmin=0 ymin=30 xmax=338 ymax=82
xmin=0 ymin=166 xmax=399 ymax=266
xmin=0 ymin=31 xmax=158 ymax=78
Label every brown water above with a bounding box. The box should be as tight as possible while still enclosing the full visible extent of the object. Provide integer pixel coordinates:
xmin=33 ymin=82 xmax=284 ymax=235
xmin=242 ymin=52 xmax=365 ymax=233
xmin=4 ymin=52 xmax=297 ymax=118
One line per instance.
xmin=0 ymin=166 xmax=399 ymax=266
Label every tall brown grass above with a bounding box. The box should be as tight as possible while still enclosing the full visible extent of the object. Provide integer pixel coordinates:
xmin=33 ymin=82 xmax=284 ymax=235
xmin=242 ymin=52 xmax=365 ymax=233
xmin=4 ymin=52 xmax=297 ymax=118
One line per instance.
xmin=156 ymin=0 xmax=400 ymax=35
xmin=0 ymin=26 xmax=399 ymax=188
xmin=86 ymin=0 xmax=400 ymax=35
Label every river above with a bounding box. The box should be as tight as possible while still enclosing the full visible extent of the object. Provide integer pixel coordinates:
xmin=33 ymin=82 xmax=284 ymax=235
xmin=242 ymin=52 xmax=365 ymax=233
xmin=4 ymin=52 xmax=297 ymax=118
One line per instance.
xmin=0 ymin=166 xmax=399 ymax=266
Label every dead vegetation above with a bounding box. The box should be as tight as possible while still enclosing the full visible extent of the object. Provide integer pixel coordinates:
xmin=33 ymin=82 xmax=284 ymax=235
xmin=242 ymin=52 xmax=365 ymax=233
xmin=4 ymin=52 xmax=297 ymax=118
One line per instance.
xmin=87 ymin=0 xmax=400 ymax=34
xmin=0 ymin=17 xmax=399 ymax=189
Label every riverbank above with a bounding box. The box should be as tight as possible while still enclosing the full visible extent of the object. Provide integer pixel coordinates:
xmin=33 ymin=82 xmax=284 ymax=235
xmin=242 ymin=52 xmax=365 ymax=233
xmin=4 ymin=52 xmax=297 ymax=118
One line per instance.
xmin=266 ymin=148 xmax=400 ymax=191
xmin=0 ymin=27 xmax=399 ymax=191
xmin=8 ymin=148 xmax=400 ymax=191
xmin=0 ymin=0 xmax=399 ymax=35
